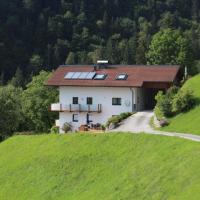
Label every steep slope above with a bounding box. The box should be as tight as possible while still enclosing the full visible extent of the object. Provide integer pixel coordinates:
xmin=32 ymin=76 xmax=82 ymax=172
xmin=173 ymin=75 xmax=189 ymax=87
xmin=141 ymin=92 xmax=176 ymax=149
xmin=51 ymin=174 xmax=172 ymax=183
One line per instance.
xmin=1 ymin=134 xmax=200 ymax=200
xmin=161 ymin=74 xmax=200 ymax=135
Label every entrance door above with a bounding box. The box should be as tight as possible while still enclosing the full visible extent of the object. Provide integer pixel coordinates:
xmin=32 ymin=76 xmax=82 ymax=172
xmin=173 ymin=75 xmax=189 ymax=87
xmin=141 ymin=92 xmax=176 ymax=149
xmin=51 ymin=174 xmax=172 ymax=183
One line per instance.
xmin=86 ymin=113 xmax=93 ymax=124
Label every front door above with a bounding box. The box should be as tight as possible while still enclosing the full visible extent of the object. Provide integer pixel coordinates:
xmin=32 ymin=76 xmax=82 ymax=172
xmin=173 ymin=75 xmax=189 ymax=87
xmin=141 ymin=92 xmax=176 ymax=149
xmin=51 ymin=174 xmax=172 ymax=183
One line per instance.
xmin=86 ymin=113 xmax=92 ymax=124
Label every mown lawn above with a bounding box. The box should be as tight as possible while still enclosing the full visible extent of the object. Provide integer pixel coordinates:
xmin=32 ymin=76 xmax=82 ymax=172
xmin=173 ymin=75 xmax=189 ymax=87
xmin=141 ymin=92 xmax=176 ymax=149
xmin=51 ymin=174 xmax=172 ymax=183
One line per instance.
xmin=1 ymin=133 xmax=200 ymax=200
xmin=161 ymin=105 xmax=200 ymax=135
xmin=160 ymin=74 xmax=200 ymax=135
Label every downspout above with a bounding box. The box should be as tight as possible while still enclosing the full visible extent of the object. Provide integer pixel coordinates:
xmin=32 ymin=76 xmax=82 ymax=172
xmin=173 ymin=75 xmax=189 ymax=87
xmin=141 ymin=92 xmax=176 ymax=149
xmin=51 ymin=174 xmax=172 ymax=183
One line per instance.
xmin=130 ymin=88 xmax=135 ymax=112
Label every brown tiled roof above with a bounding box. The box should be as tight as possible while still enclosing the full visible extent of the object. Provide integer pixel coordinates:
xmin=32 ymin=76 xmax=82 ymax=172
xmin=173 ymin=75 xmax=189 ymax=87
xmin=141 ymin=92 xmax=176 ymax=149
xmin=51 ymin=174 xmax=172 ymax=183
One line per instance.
xmin=45 ymin=65 xmax=180 ymax=88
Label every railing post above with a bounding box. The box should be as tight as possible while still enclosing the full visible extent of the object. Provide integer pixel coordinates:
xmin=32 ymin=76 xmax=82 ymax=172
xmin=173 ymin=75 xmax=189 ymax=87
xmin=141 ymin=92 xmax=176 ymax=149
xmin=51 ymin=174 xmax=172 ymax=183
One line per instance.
xmin=79 ymin=104 xmax=81 ymax=112
xmin=60 ymin=104 xmax=62 ymax=111
xmin=70 ymin=104 xmax=71 ymax=112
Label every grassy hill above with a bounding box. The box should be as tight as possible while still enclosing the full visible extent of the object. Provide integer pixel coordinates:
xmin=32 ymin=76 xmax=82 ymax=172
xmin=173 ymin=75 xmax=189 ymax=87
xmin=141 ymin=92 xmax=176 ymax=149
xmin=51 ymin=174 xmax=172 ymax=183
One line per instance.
xmin=161 ymin=74 xmax=200 ymax=135
xmin=1 ymin=134 xmax=200 ymax=199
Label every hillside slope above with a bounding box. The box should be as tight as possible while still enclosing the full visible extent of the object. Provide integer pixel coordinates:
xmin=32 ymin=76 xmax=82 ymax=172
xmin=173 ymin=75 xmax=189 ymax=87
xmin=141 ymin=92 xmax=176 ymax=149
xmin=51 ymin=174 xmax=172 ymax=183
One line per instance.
xmin=161 ymin=74 xmax=200 ymax=135
xmin=1 ymin=134 xmax=200 ymax=200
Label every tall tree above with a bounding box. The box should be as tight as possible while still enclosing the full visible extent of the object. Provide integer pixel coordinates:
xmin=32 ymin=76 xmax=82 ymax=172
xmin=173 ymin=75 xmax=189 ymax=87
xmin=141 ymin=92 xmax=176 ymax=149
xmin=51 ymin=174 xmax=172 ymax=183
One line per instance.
xmin=10 ymin=67 xmax=24 ymax=87
xmin=22 ymin=71 xmax=58 ymax=132
xmin=0 ymin=85 xmax=23 ymax=140
xmin=146 ymin=28 xmax=195 ymax=74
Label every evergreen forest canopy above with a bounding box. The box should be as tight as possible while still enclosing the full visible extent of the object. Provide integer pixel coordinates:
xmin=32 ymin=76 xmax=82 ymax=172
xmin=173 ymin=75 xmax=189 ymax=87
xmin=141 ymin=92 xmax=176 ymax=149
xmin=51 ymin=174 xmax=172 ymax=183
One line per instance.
xmin=1 ymin=0 xmax=200 ymax=85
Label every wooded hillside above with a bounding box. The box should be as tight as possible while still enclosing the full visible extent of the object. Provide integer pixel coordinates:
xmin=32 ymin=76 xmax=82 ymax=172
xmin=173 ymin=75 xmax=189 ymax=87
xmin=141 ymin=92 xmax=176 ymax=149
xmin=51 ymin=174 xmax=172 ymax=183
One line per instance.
xmin=1 ymin=0 xmax=200 ymax=83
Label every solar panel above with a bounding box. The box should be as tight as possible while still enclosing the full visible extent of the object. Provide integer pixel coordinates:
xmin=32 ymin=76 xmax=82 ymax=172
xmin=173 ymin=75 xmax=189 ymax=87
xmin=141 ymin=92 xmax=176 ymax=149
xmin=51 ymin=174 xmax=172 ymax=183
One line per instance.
xmin=64 ymin=72 xmax=75 ymax=79
xmin=116 ymin=74 xmax=128 ymax=80
xmin=71 ymin=72 xmax=81 ymax=79
xmin=65 ymin=72 xmax=97 ymax=80
xmin=94 ymin=74 xmax=107 ymax=80
xmin=85 ymin=72 xmax=96 ymax=79
xmin=78 ymin=72 xmax=89 ymax=79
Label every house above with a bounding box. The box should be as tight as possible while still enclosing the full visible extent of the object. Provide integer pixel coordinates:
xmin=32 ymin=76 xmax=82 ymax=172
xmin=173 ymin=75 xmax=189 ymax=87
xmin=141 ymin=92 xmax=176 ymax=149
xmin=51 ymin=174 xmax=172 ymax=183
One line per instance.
xmin=46 ymin=61 xmax=180 ymax=133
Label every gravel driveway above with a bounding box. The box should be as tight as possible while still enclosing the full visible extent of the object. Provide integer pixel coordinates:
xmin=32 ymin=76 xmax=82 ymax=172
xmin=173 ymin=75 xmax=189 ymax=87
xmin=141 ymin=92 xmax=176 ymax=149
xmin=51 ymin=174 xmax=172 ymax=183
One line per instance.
xmin=113 ymin=111 xmax=200 ymax=142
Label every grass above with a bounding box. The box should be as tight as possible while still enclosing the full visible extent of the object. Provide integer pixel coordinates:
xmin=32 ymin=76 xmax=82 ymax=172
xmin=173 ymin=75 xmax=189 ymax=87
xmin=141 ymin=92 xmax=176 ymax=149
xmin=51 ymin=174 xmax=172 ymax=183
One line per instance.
xmin=160 ymin=74 xmax=200 ymax=135
xmin=1 ymin=133 xmax=200 ymax=199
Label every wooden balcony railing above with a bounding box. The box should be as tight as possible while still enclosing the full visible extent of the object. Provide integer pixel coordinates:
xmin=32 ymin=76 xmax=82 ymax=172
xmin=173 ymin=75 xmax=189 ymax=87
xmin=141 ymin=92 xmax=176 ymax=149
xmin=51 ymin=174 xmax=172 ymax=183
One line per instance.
xmin=50 ymin=103 xmax=102 ymax=113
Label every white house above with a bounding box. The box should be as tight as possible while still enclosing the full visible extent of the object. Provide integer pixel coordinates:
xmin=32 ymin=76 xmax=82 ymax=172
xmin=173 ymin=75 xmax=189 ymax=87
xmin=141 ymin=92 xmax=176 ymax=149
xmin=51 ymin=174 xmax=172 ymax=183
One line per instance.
xmin=46 ymin=61 xmax=180 ymax=132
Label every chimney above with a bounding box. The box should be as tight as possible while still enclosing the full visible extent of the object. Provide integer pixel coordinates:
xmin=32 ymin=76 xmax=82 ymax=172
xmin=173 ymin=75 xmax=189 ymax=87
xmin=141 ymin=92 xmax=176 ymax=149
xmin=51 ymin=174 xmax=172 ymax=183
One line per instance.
xmin=96 ymin=60 xmax=109 ymax=69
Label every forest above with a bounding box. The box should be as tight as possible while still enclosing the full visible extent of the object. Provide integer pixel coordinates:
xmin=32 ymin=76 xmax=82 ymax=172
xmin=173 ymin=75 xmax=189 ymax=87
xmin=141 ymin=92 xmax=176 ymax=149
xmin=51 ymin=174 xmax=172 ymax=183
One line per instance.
xmin=1 ymin=0 xmax=200 ymax=85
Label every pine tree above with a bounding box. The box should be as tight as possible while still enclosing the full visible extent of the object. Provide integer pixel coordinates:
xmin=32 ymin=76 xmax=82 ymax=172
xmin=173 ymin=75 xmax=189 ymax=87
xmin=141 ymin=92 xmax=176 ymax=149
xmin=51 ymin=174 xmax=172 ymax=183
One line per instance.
xmin=10 ymin=67 xmax=24 ymax=87
xmin=0 ymin=71 xmax=4 ymax=86
xmin=65 ymin=52 xmax=76 ymax=64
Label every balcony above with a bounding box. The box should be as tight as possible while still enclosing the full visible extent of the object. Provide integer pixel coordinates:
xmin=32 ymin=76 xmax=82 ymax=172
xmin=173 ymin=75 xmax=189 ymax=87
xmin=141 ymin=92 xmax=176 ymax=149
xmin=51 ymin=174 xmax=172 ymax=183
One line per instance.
xmin=50 ymin=103 xmax=102 ymax=113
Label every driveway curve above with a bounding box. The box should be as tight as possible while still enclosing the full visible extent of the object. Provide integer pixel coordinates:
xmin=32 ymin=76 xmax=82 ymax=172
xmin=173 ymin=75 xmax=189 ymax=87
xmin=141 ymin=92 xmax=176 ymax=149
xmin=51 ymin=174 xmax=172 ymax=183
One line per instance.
xmin=113 ymin=111 xmax=200 ymax=142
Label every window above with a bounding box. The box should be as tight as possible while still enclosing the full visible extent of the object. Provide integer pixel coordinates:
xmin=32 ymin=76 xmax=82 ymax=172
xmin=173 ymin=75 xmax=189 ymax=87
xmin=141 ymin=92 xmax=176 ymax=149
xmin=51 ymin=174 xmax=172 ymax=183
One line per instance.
xmin=87 ymin=97 xmax=93 ymax=105
xmin=112 ymin=98 xmax=122 ymax=106
xmin=73 ymin=114 xmax=78 ymax=122
xmin=94 ymin=74 xmax=107 ymax=80
xmin=116 ymin=74 xmax=128 ymax=80
xmin=72 ymin=97 xmax=78 ymax=104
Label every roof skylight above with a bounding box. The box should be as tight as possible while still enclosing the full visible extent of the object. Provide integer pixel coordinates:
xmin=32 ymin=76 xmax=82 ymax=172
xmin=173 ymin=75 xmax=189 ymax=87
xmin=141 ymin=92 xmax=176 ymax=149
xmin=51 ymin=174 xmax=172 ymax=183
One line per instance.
xmin=94 ymin=74 xmax=107 ymax=80
xmin=116 ymin=74 xmax=128 ymax=80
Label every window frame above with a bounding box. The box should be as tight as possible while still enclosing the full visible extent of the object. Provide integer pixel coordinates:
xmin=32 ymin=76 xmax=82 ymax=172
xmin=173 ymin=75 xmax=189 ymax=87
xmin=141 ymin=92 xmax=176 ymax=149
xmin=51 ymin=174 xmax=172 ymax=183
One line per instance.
xmin=116 ymin=73 xmax=128 ymax=80
xmin=112 ymin=98 xmax=122 ymax=106
xmin=72 ymin=114 xmax=79 ymax=122
xmin=72 ymin=97 xmax=79 ymax=105
xmin=87 ymin=97 xmax=93 ymax=105
xmin=94 ymin=74 xmax=107 ymax=80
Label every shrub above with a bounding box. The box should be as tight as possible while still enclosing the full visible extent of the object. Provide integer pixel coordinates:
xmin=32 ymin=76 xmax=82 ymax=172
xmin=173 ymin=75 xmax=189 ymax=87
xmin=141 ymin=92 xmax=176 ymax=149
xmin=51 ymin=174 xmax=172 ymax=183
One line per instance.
xmin=62 ymin=122 xmax=72 ymax=133
xmin=154 ymin=105 xmax=164 ymax=120
xmin=106 ymin=112 xmax=133 ymax=128
xmin=106 ymin=116 xmax=121 ymax=128
xmin=154 ymin=86 xmax=179 ymax=119
xmin=119 ymin=112 xmax=132 ymax=120
xmin=101 ymin=124 xmax=106 ymax=131
xmin=50 ymin=126 xmax=59 ymax=134
xmin=172 ymin=89 xmax=196 ymax=113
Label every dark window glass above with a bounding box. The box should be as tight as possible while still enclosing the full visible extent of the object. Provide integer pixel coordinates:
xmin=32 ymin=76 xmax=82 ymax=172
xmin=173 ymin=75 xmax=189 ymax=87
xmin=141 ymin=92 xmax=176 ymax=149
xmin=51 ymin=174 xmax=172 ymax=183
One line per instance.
xmin=73 ymin=97 xmax=78 ymax=104
xmin=73 ymin=114 xmax=78 ymax=122
xmin=87 ymin=97 xmax=93 ymax=105
xmin=112 ymin=98 xmax=121 ymax=105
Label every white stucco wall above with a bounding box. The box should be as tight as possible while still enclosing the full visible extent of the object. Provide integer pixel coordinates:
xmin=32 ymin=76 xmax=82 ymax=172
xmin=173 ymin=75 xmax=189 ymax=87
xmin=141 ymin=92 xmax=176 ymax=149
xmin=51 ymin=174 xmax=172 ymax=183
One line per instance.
xmin=58 ymin=86 xmax=140 ymax=132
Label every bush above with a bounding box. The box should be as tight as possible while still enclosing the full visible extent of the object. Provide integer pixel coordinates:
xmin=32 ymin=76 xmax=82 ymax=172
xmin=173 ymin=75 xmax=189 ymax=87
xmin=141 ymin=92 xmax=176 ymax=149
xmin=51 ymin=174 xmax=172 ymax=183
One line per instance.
xmin=106 ymin=112 xmax=133 ymax=128
xmin=154 ymin=106 xmax=164 ymax=120
xmin=155 ymin=86 xmax=197 ymax=120
xmin=119 ymin=112 xmax=132 ymax=120
xmin=106 ymin=116 xmax=121 ymax=128
xmin=62 ymin=122 xmax=72 ymax=133
xmin=50 ymin=126 xmax=59 ymax=134
xmin=154 ymin=86 xmax=179 ymax=119
xmin=172 ymin=89 xmax=196 ymax=113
